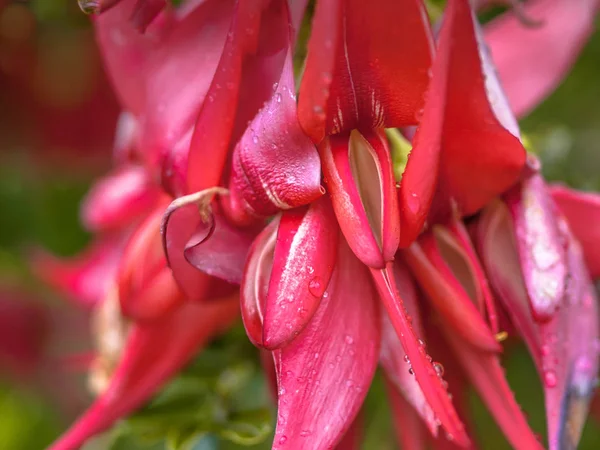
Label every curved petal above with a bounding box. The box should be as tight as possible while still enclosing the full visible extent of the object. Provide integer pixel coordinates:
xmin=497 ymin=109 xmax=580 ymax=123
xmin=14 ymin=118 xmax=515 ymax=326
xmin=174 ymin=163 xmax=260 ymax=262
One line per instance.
xmin=484 ymin=0 xmax=599 ymax=118
xmin=48 ymin=296 xmax=240 ymax=450
xmin=264 ymin=198 xmax=338 ymax=349
xmin=226 ymin=30 xmax=322 ymax=225
xmin=403 ymin=232 xmax=500 ymax=352
xmin=272 ymin=241 xmax=379 ymax=450
xmin=298 ymin=0 xmax=434 ymax=142
xmin=386 ymin=378 xmax=429 ymax=450
xmin=80 ymin=165 xmax=161 ymax=233
xmin=505 ymin=174 xmax=567 ymax=321
xmin=399 ymin=0 xmax=526 ymax=245
xmin=320 ymin=130 xmax=399 ymax=269
xmin=550 ymin=184 xmax=600 ymax=278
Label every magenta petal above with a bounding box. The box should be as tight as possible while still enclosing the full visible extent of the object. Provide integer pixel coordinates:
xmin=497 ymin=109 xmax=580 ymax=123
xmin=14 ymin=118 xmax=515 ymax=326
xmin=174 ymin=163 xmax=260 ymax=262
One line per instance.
xmin=184 ymin=208 xmax=259 ymax=285
xmin=272 ymin=241 xmax=379 ymax=450
xmin=226 ymin=35 xmax=322 ymax=225
xmin=551 ymin=184 xmax=600 ymax=278
xmin=506 ymin=174 xmax=567 ymax=321
xmin=240 ymin=219 xmax=279 ymax=347
xmin=386 ymin=379 xmax=429 ymax=450
xmin=48 ymin=297 xmax=239 ymax=450
xmin=263 ymin=198 xmax=338 ymax=349
xmin=80 ymin=164 xmax=160 ymax=232
xmin=484 ymin=0 xmax=599 ymax=118
xmin=380 ymin=261 xmax=438 ymax=435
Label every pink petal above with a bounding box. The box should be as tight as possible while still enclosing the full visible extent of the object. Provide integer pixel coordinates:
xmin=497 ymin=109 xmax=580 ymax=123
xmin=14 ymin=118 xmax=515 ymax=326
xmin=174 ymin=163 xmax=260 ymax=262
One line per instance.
xmin=80 ymin=164 xmax=161 ymax=233
xmin=484 ymin=0 xmax=599 ymax=118
xmin=371 ymin=265 xmax=470 ymax=446
xmin=186 ymin=0 xmax=292 ymax=194
xmin=380 ymin=261 xmax=438 ymax=435
xmin=298 ymin=0 xmax=434 ymax=142
xmin=320 ymin=130 xmax=399 ymax=269
xmin=130 ymin=0 xmax=166 ymax=32
xmin=263 ymin=198 xmax=338 ymax=349
xmin=403 ymin=231 xmax=500 ymax=352
xmin=551 ymin=184 xmax=600 ymax=278
xmin=400 ymin=0 xmax=526 ymax=245
xmin=48 ymin=296 xmax=239 ymax=450
xmin=272 ymin=241 xmax=379 ymax=449
xmin=31 ymin=235 xmax=126 ymax=308
xmin=386 ymin=379 xmax=429 ymax=450
xmin=225 ymin=29 xmax=322 ymax=225
xmin=505 ymin=174 xmax=567 ymax=321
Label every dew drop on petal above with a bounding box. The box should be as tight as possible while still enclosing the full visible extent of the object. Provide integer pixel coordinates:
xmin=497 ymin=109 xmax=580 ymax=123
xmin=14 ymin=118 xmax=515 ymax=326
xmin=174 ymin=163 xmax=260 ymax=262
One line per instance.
xmin=433 ymin=362 xmax=445 ymax=377
xmin=544 ymin=369 xmax=557 ymax=388
xmin=308 ymin=277 xmax=325 ymax=297
xmin=345 ymin=335 xmax=354 ymax=345
xmin=78 ymin=0 xmax=99 ymax=14
xmin=278 ymin=436 xmax=288 ymax=445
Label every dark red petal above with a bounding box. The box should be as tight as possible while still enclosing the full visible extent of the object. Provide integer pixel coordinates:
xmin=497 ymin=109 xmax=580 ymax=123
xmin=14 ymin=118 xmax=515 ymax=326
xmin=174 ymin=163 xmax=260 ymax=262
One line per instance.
xmin=31 ymin=235 xmax=126 ymax=308
xmin=321 ymin=130 xmax=399 ymax=269
xmin=506 ymin=174 xmax=567 ymax=321
xmin=335 ymin=416 xmax=363 ymax=450
xmin=380 ymin=261 xmax=438 ymax=435
xmin=400 ymin=0 xmax=526 ymax=245
xmin=80 ymin=165 xmax=161 ymax=232
xmin=298 ymin=0 xmax=434 ymax=141
xmin=551 ymin=184 xmax=600 ymax=278
xmin=48 ymin=296 xmax=239 ymax=450
xmin=371 ymin=266 xmax=469 ymax=446
xmin=226 ymin=33 xmax=322 ymax=225
xmin=186 ymin=0 xmax=291 ymax=194
xmin=264 ymin=198 xmax=338 ymax=349
xmin=272 ymin=241 xmax=379 ymax=449
xmin=240 ymin=219 xmax=279 ymax=347
xmin=484 ymin=0 xmax=599 ymax=118
xmin=442 ymin=329 xmax=543 ymax=450
xmin=404 ymin=232 xmax=500 ymax=352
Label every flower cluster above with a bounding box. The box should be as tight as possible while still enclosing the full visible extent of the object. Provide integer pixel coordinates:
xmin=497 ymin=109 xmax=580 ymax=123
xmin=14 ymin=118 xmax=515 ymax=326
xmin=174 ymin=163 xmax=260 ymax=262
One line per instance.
xmin=38 ymin=0 xmax=600 ymax=449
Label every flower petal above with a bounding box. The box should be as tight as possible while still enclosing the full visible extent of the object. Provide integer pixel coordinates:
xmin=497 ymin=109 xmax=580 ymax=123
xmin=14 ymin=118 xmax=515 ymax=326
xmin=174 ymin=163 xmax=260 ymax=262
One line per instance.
xmin=551 ymin=184 xmax=600 ymax=278
xmin=226 ymin=29 xmax=322 ymax=225
xmin=80 ymin=164 xmax=161 ymax=233
xmin=272 ymin=240 xmax=379 ymax=449
xmin=320 ymin=130 xmax=399 ymax=269
xmin=386 ymin=380 xmax=429 ymax=450
xmin=505 ymin=174 xmax=567 ymax=321
xmin=298 ymin=0 xmax=434 ymax=142
xmin=484 ymin=0 xmax=599 ymax=118
xmin=399 ymin=0 xmax=526 ymax=245
xmin=403 ymin=231 xmax=500 ymax=352
xmin=48 ymin=296 xmax=239 ymax=450
xmin=263 ymin=198 xmax=338 ymax=349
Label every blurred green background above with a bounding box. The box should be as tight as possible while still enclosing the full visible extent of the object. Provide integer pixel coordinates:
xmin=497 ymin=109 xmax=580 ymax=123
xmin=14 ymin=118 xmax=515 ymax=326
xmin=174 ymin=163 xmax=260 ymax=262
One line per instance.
xmin=0 ymin=1 xmax=599 ymax=449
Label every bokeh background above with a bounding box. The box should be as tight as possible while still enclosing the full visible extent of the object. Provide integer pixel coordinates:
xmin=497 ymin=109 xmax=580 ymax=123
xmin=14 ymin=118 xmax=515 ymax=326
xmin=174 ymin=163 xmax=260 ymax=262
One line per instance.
xmin=0 ymin=1 xmax=599 ymax=449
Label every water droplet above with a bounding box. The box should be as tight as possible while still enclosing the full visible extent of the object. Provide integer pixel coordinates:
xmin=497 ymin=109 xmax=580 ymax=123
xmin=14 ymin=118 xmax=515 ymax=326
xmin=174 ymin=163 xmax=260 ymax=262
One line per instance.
xmin=273 ymin=82 xmax=279 ymax=90
xmin=403 ymin=355 xmax=410 ymax=363
xmin=300 ymin=430 xmax=311 ymax=437
xmin=78 ymin=0 xmax=99 ymax=14
xmin=544 ymin=370 xmax=558 ymax=388
xmin=307 ymin=266 xmax=315 ymax=274
xmin=426 ymin=354 xmax=433 ymax=363
xmin=541 ymin=344 xmax=551 ymax=356
xmin=278 ymin=435 xmax=288 ymax=444
xmin=252 ymin=135 xmax=258 ymax=144
xmin=433 ymin=362 xmax=445 ymax=377
xmin=345 ymin=335 xmax=354 ymax=345
xmin=314 ymin=352 xmax=320 ymax=359
xmin=308 ymin=277 xmax=325 ymax=297
xmin=408 ymin=367 xmax=415 ymax=375
xmin=276 ymin=93 xmax=282 ymax=103
xmin=418 ymin=339 xmax=426 ymax=347
xmin=322 ymin=291 xmax=329 ymax=299
xmin=406 ymin=192 xmax=421 ymax=216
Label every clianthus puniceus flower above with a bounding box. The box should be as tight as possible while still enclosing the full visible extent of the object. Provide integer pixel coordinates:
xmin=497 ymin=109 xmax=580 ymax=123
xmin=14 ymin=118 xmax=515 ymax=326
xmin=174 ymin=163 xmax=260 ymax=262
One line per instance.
xmin=34 ymin=0 xmax=600 ymax=449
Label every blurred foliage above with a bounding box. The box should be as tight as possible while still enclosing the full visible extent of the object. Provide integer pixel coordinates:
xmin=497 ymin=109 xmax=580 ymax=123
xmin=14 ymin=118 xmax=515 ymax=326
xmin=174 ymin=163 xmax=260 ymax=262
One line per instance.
xmin=0 ymin=1 xmax=599 ymax=449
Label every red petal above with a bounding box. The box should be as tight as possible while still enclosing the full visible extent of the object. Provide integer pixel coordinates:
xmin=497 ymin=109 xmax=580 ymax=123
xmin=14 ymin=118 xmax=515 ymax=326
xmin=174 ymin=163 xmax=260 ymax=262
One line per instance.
xmin=226 ymin=31 xmax=322 ymax=225
xmin=335 ymin=415 xmax=363 ymax=450
xmin=380 ymin=261 xmax=438 ymax=435
xmin=48 ymin=296 xmax=239 ymax=450
xmin=31 ymin=235 xmax=126 ymax=308
xmin=321 ymin=130 xmax=399 ymax=269
xmin=403 ymin=231 xmax=500 ymax=352
xmin=130 ymin=0 xmax=166 ymax=32
xmin=371 ymin=265 xmax=469 ymax=446
xmin=551 ymin=184 xmax=600 ymax=278
xmin=186 ymin=0 xmax=291 ymax=194
xmin=400 ymin=0 xmax=526 ymax=244
xmin=80 ymin=165 xmax=161 ymax=232
xmin=240 ymin=219 xmax=279 ymax=347
xmin=298 ymin=0 xmax=434 ymax=142
xmin=506 ymin=174 xmax=567 ymax=321
xmin=264 ymin=198 xmax=338 ymax=349
xmin=443 ymin=329 xmax=543 ymax=450
xmin=484 ymin=0 xmax=599 ymax=118
xmin=476 ymin=200 xmax=600 ymax=450
xmin=272 ymin=241 xmax=379 ymax=449
xmin=386 ymin=378 xmax=430 ymax=450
